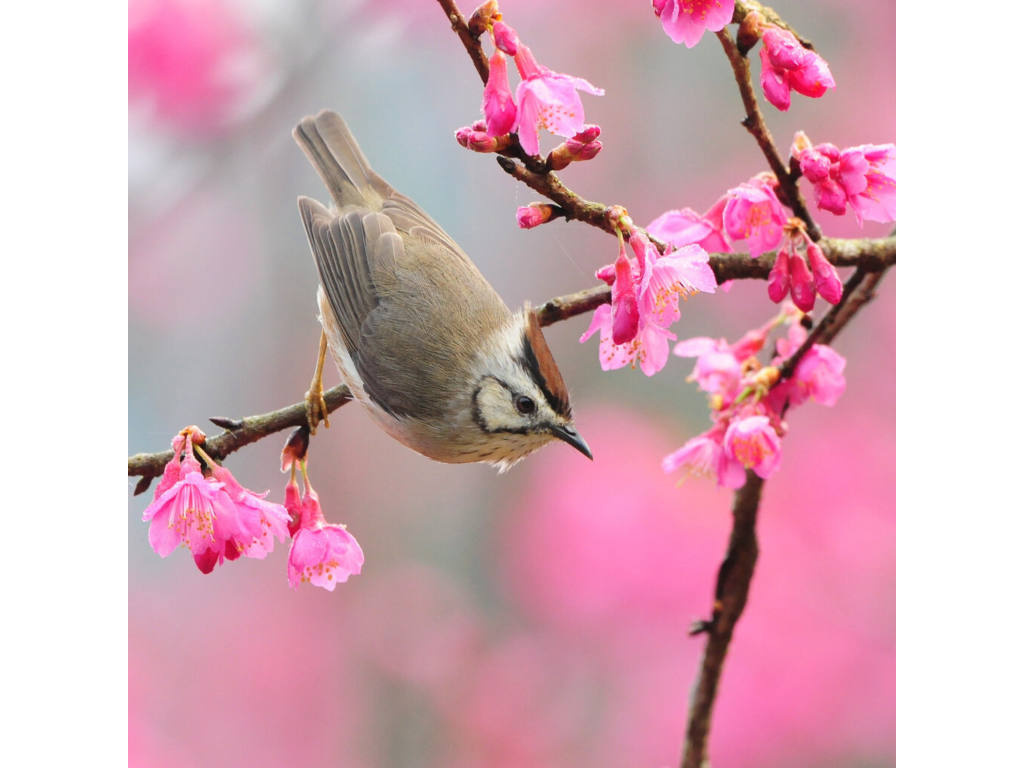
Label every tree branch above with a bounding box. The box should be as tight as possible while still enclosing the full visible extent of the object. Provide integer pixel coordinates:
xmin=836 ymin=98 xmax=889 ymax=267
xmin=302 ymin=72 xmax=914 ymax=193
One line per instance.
xmin=682 ymin=470 xmax=763 ymax=768
xmin=127 ymin=237 xmax=893 ymax=493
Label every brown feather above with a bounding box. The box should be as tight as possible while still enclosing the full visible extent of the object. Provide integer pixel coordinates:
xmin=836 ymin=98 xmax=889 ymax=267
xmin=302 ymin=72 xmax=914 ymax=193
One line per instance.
xmin=521 ymin=304 xmax=572 ymax=419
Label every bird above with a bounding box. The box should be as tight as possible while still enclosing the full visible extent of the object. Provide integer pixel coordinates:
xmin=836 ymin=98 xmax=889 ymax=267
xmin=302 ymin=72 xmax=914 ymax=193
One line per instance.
xmin=293 ymin=109 xmax=591 ymax=472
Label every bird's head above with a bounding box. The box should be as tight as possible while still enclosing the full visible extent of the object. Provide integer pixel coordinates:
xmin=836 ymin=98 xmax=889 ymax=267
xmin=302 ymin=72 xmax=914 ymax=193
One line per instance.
xmin=469 ymin=306 xmax=591 ymax=471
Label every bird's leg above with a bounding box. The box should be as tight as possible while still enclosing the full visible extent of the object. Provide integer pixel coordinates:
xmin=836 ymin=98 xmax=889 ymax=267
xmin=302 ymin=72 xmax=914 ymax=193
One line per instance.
xmin=305 ymin=330 xmax=331 ymax=434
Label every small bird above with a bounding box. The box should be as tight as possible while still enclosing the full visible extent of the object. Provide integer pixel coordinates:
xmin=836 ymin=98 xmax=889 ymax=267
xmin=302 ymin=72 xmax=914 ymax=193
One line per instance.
xmin=293 ymin=110 xmax=591 ymax=471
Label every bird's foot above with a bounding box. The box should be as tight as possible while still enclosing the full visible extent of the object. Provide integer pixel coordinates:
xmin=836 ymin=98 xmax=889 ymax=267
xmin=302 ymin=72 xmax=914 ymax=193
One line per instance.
xmin=305 ymin=331 xmax=331 ymax=435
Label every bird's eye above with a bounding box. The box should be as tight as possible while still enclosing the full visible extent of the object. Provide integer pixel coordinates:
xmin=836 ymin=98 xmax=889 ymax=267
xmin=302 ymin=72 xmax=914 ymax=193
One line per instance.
xmin=514 ymin=395 xmax=536 ymax=415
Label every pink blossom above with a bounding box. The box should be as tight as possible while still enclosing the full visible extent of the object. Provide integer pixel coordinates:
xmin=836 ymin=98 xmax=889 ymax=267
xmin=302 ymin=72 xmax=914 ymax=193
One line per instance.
xmin=611 ymin=243 xmax=641 ymax=344
xmin=794 ymin=135 xmax=896 ymax=224
xmin=806 ymin=240 xmax=842 ymax=304
xmin=661 ymin=429 xmax=746 ymax=488
xmin=287 ymin=487 xmax=364 ymax=591
xmin=512 ymin=45 xmax=604 ymax=156
xmin=723 ymin=414 xmax=782 ymax=480
xmin=767 ymin=247 xmax=791 ymax=303
xmin=515 ymin=204 xmax=556 ymax=229
xmin=647 ymin=207 xmax=730 ymax=253
xmin=652 ymin=0 xmax=736 ymax=49
xmin=141 ymin=435 xmax=244 ymax=573
xmin=791 ymin=345 xmax=847 ymax=407
xmin=207 ymin=463 xmax=290 ymax=560
xmin=580 ymin=304 xmax=676 ymax=377
xmin=455 ymin=122 xmax=511 ymax=153
xmin=758 ymin=26 xmax=835 ymax=111
xmin=721 ymin=175 xmax=787 ymax=257
xmin=492 ymin=20 xmax=519 ymax=56
xmin=788 ymin=248 xmax=816 ymax=312
xmin=547 ymin=126 xmax=603 ymax=170
xmin=632 ymin=232 xmax=716 ymax=327
xmin=673 ymin=323 xmax=772 ymax=400
xmin=482 ymin=51 xmax=517 ymax=137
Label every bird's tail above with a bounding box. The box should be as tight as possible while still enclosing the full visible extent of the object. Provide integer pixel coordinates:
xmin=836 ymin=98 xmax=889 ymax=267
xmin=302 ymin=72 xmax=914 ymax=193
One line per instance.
xmin=292 ymin=110 xmax=389 ymax=210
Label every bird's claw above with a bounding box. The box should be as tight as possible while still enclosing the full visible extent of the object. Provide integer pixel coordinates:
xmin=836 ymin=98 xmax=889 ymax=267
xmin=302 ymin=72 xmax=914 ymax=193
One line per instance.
xmin=304 ymin=385 xmax=330 ymax=435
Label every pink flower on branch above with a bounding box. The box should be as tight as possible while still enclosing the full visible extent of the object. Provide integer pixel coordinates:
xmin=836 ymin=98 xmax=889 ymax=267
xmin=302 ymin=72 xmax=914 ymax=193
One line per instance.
xmin=662 ymin=428 xmax=746 ymax=489
xmin=793 ymin=132 xmax=896 ymax=224
xmin=718 ymin=174 xmax=788 ymax=258
xmin=584 ymin=228 xmax=716 ymax=376
xmin=286 ymin=464 xmax=364 ymax=591
xmin=758 ymin=25 xmax=835 ymax=111
xmin=512 ymin=44 xmax=604 ymax=156
xmin=515 ymin=203 xmax=557 ymax=229
xmin=652 ymin=0 xmax=736 ymax=49
xmin=723 ymin=414 xmax=782 ymax=480
xmin=482 ymin=51 xmax=517 ymax=137
xmin=141 ymin=430 xmax=289 ymax=574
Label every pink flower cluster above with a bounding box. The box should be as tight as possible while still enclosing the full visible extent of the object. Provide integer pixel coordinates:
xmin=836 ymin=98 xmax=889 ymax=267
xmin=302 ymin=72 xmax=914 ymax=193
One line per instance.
xmin=458 ymin=4 xmax=604 ymax=158
xmin=757 ymin=24 xmax=835 ymax=111
xmin=142 ymin=427 xmax=362 ymax=590
xmin=142 ymin=428 xmax=290 ymax=573
xmin=648 ymin=172 xmax=787 ymax=259
xmin=580 ymin=225 xmax=717 ymax=376
xmin=663 ymin=310 xmax=846 ymax=487
xmin=767 ymin=224 xmax=842 ymax=311
xmin=792 ymin=132 xmax=896 ymax=224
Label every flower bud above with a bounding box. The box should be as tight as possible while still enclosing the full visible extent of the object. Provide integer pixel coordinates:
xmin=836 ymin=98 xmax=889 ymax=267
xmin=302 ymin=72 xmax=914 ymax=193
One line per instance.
xmin=790 ymin=130 xmax=812 ymax=161
xmin=606 ymin=205 xmax=632 ymax=232
xmin=281 ymin=425 xmax=310 ymax=473
xmin=806 ymin=240 xmax=842 ymax=304
xmin=595 ymin=263 xmax=616 ymax=285
xmin=455 ymin=125 xmax=511 ymax=152
xmin=468 ymin=0 xmax=500 ymax=36
xmin=516 ymin=203 xmax=556 ymax=229
xmin=572 ymin=124 xmax=602 ymax=144
xmin=788 ymin=252 xmax=816 ymax=312
xmin=492 ymin=20 xmax=519 ymax=55
xmin=767 ymin=248 xmax=791 ymax=303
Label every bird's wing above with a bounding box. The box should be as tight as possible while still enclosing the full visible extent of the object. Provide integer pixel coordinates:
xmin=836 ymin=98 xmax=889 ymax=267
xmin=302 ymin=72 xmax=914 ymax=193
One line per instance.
xmin=298 ymin=196 xmax=509 ymax=421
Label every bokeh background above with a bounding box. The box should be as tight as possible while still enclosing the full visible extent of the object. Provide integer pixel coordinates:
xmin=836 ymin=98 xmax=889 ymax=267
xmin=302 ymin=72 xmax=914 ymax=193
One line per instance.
xmin=128 ymin=1 xmax=895 ymax=765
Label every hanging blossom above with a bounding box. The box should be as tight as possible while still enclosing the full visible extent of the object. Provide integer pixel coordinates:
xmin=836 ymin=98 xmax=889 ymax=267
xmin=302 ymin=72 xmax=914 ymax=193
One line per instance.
xmin=791 ymin=131 xmax=896 ymax=224
xmin=652 ymin=0 xmax=736 ymax=48
xmin=285 ymin=461 xmax=364 ymax=592
xmin=141 ymin=427 xmax=290 ymax=574
xmin=581 ymin=222 xmax=716 ymax=376
xmin=663 ymin=306 xmax=846 ymax=487
xmin=511 ymin=43 xmax=604 ymax=156
xmin=766 ymin=219 xmax=842 ymax=311
xmin=461 ymin=11 xmax=603 ymax=159
xmin=757 ymin=24 xmax=835 ymax=111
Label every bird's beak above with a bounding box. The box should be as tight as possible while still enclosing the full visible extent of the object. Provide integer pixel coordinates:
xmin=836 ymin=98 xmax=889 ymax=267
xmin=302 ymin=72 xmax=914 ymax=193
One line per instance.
xmin=550 ymin=423 xmax=593 ymax=460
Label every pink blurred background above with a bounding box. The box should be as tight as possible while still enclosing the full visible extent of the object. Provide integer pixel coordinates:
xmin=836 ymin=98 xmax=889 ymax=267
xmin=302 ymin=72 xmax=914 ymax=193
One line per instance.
xmin=128 ymin=1 xmax=895 ymax=765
